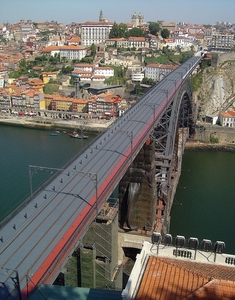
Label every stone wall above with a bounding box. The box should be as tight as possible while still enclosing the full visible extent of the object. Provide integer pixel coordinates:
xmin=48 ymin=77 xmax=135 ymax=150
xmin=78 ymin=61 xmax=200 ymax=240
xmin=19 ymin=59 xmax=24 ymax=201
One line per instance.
xmin=211 ymin=52 xmax=235 ymax=68
xmin=193 ymin=125 xmax=235 ymax=144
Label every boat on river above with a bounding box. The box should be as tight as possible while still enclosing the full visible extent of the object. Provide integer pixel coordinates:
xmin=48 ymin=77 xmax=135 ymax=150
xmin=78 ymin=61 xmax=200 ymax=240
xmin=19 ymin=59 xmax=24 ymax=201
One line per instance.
xmin=68 ymin=130 xmax=88 ymax=139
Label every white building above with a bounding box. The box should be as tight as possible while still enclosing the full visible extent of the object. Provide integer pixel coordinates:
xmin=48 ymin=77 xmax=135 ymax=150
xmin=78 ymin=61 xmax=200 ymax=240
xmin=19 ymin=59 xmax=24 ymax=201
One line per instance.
xmin=93 ymin=66 xmax=114 ymax=77
xmin=81 ymin=21 xmax=113 ymax=46
xmin=145 ymin=63 xmax=178 ymax=81
xmin=128 ymin=36 xmax=148 ymax=49
xmin=210 ymin=34 xmax=234 ymax=51
xmin=219 ymin=111 xmax=235 ymax=127
xmin=41 ymin=45 xmax=87 ymax=60
xmin=60 ymin=45 xmax=87 ymax=60
xmin=163 ymin=36 xmax=193 ymax=51
xmin=131 ymin=72 xmax=144 ymax=82
xmin=73 ymin=63 xmax=94 ymax=72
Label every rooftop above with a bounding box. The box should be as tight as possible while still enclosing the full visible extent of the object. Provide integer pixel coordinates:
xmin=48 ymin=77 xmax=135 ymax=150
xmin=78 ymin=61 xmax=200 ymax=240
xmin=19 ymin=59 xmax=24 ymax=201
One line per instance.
xmin=123 ymin=235 xmax=235 ymax=300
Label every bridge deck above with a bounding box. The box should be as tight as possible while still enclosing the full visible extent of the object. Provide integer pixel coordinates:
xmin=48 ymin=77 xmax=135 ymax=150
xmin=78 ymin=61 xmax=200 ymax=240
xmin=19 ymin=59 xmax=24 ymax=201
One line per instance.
xmin=0 ymin=54 xmax=202 ymax=299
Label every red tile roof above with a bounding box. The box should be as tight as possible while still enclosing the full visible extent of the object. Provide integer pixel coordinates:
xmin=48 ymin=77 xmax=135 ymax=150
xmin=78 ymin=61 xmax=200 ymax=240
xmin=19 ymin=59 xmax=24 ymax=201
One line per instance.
xmin=136 ymin=256 xmax=235 ymax=300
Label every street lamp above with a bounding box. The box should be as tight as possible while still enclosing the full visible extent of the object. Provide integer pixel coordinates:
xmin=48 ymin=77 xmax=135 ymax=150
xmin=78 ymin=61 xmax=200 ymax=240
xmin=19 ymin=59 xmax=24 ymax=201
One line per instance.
xmin=29 ymin=165 xmax=65 ymax=197
xmin=29 ymin=165 xmax=98 ymax=217
xmin=144 ymin=103 xmax=156 ymax=134
xmin=115 ymin=130 xmax=133 ymax=163
xmin=158 ymin=89 xmax=169 ymax=106
xmin=167 ymin=79 xmax=177 ymax=91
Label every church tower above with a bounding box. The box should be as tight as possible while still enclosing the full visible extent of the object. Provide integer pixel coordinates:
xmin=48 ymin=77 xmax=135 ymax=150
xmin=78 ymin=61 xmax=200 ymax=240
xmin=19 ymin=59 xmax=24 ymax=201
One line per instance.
xmin=99 ymin=9 xmax=104 ymax=22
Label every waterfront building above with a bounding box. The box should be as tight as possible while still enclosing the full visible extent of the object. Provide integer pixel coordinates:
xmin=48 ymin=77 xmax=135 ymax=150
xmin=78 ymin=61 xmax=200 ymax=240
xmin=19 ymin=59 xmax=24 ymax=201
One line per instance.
xmin=87 ymin=92 xmax=121 ymax=116
xmin=219 ymin=111 xmax=235 ymax=127
xmin=27 ymin=79 xmax=44 ymax=92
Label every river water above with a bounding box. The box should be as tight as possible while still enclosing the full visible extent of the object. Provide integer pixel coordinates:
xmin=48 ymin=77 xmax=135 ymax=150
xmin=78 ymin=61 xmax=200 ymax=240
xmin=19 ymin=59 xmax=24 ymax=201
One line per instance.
xmin=170 ymin=149 xmax=235 ymax=255
xmin=0 ymin=125 xmax=96 ymax=222
xmin=1 ymin=125 xmax=234 ymax=254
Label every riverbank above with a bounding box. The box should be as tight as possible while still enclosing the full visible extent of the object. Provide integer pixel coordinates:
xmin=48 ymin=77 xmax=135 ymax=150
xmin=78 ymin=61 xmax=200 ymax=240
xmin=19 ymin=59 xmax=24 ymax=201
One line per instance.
xmin=0 ymin=116 xmax=113 ymax=132
xmin=185 ymin=141 xmax=235 ymax=152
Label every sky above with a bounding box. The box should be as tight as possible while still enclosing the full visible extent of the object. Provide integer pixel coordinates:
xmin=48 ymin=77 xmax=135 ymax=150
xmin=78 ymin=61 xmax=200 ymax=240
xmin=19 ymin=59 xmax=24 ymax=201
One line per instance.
xmin=0 ymin=0 xmax=234 ymax=25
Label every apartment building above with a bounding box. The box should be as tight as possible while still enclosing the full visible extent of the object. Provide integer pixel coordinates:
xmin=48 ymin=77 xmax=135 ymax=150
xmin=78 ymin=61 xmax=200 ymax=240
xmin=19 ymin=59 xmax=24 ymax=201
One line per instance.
xmin=210 ymin=34 xmax=234 ymax=51
xmin=88 ymin=92 xmax=121 ymax=116
xmin=81 ymin=21 xmax=114 ymax=46
xmin=145 ymin=63 xmax=178 ymax=81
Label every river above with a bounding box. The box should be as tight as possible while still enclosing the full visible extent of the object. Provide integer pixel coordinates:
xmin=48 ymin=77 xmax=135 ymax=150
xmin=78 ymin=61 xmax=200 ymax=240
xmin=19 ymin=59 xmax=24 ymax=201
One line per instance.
xmin=0 ymin=125 xmax=96 ymax=222
xmin=170 ymin=149 xmax=235 ymax=255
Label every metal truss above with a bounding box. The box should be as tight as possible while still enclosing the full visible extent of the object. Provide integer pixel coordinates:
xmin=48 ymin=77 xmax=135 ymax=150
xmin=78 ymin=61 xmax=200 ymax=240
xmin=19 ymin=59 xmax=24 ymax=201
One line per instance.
xmin=153 ymin=79 xmax=194 ymax=203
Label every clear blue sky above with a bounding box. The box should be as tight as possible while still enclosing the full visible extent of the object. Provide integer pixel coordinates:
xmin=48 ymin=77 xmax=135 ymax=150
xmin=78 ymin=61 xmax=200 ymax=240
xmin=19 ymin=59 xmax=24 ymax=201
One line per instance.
xmin=1 ymin=0 xmax=234 ymax=25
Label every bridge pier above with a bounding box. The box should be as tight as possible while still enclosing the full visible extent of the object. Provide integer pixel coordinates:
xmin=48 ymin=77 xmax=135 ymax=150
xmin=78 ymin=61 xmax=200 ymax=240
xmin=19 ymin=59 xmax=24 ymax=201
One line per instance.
xmin=60 ymin=198 xmax=123 ymax=290
xmin=119 ymin=137 xmax=157 ymax=233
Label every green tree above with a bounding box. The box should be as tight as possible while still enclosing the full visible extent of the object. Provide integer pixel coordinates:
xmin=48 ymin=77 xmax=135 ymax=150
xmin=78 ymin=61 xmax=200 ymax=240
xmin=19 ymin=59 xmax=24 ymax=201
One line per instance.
xmin=161 ymin=28 xmax=170 ymax=39
xmin=80 ymin=57 xmax=94 ymax=64
xmin=90 ymin=43 xmax=97 ymax=57
xmin=142 ymin=77 xmax=155 ymax=85
xmin=148 ymin=22 xmax=161 ymax=35
xmin=43 ymin=82 xmax=59 ymax=94
xmin=119 ymin=23 xmax=128 ymax=38
xmin=60 ymin=65 xmax=74 ymax=75
xmin=128 ymin=27 xmax=145 ymax=37
xmin=109 ymin=22 xmax=120 ymax=38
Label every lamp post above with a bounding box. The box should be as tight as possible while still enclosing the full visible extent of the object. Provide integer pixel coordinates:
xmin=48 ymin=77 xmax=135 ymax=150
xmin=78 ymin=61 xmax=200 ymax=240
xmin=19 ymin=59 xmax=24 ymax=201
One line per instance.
xmin=29 ymin=165 xmax=98 ymax=217
xmin=167 ymin=79 xmax=177 ymax=91
xmin=29 ymin=165 xmax=65 ymax=197
xmin=66 ymin=170 xmax=98 ymax=217
xmin=158 ymin=89 xmax=169 ymax=108
xmin=115 ymin=130 xmax=133 ymax=163
xmin=144 ymin=103 xmax=156 ymax=134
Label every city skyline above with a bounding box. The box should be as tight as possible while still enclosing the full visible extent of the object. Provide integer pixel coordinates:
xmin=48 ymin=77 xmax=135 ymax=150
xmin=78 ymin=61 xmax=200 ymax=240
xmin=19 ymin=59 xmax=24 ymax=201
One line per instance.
xmin=0 ymin=0 xmax=234 ymax=26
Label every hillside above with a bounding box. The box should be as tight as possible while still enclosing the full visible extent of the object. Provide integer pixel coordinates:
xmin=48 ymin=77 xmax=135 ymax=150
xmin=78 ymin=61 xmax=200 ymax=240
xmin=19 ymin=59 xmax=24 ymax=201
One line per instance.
xmin=193 ymin=52 xmax=235 ymax=120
